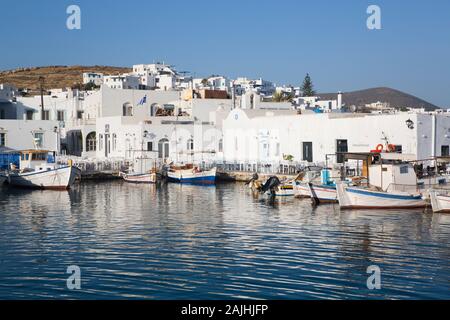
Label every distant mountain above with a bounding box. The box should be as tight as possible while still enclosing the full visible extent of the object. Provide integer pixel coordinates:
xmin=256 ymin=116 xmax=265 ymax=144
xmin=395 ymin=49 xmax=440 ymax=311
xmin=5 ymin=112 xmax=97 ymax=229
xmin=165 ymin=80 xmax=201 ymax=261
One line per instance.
xmin=0 ymin=65 xmax=131 ymax=93
xmin=319 ymin=87 xmax=439 ymax=111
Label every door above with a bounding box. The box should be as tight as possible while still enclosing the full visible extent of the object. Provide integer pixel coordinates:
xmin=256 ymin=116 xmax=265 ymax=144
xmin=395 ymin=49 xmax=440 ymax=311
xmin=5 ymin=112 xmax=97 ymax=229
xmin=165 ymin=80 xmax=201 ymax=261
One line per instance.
xmin=105 ymin=134 xmax=110 ymax=157
xmin=302 ymin=142 xmax=313 ymax=162
xmin=336 ymin=139 xmax=348 ymax=163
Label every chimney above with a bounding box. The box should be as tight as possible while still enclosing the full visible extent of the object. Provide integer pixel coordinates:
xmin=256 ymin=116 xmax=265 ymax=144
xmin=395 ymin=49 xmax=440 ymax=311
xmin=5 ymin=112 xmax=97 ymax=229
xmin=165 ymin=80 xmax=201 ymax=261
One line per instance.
xmin=337 ymin=91 xmax=343 ymax=109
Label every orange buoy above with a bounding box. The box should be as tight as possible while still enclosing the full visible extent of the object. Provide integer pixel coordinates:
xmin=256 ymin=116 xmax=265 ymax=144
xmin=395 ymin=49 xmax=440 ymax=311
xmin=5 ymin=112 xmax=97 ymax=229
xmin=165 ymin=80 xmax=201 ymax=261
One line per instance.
xmin=375 ymin=144 xmax=384 ymax=152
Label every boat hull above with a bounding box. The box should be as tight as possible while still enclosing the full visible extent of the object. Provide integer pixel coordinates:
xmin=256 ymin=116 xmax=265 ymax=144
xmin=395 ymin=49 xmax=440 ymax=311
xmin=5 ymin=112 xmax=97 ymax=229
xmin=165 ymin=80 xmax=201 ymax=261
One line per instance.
xmin=293 ymin=181 xmax=311 ymax=198
xmin=8 ymin=166 xmax=80 ymax=190
xmin=121 ymin=172 xmax=157 ymax=184
xmin=269 ymin=183 xmax=295 ymax=197
xmin=430 ymin=191 xmax=450 ymax=213
xmin=308 ymin=183 xmax=337 ymax=203
xmin=336 ymin=183 xmax=426 ymax=209
xmin=168 ymin=167 xmax=217 ymax=185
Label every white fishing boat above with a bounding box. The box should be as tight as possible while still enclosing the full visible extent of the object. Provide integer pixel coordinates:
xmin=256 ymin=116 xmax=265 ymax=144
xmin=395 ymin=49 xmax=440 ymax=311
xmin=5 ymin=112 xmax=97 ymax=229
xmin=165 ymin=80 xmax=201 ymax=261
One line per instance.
xmin=7 ymin=150 xmax=80 ymax=190
xmin=336 ymin=183 xmax=426 ymax=209
xmin=308 ymin=183 xmax=338 ymax=203
xmin=293 ymin=181 xmax=310 ymax=198
xmin=120 ymin=171 xmax=157 ymax=184
xmin=167 ymin=165 xmax=216 ymax=185
xmin=271 ymin=182 xmax=295 ymax=196
xmin=429 ymin=190 xmax=450 ymax=213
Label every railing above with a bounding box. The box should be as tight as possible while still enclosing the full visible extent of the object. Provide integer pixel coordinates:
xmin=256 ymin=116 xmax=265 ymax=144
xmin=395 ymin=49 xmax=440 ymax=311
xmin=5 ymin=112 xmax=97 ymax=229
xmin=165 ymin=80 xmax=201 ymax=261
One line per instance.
xmin=199 ymin=160 xmax=309 ymax=175
xmin=57 ymin=156 xmax=129 ymax=173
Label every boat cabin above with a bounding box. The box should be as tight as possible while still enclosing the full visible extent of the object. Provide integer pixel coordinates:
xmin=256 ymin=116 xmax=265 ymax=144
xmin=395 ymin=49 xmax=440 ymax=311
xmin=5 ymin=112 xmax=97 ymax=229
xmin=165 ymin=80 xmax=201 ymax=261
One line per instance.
xmin=19 ymin=150 xmax=55 ymax=172
xmin=341 ymin=152 xmax=418 ymax=192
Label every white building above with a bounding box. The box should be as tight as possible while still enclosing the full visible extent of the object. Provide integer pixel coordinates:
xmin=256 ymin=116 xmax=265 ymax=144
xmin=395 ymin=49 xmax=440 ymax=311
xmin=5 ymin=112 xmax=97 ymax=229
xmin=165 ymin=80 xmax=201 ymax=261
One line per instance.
xmin=222 ymin=109 xmax=450 ymax=166
xmin=82 ymin=72 xmax=104 ymax=86
xmin=233 ymin=77 xmax=276 ymax=97
xmin=103 ymin=75 xmax=140 ymax=90
xmin=0 ymin=119 xmax=60 ymax=153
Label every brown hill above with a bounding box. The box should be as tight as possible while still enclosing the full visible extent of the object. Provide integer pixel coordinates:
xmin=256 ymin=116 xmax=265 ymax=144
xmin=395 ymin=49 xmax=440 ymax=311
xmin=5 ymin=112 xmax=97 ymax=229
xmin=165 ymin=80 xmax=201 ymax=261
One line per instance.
xmin=0 ymin=65 xmax=131 ymax=93
xmin=319 ymin=87 xmax=439 ymax=111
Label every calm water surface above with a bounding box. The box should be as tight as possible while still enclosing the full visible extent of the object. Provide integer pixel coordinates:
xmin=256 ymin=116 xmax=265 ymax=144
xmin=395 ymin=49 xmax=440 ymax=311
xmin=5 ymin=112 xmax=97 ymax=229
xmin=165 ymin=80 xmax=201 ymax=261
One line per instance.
xmin=0 ymin=181 xmax=450 ymax=299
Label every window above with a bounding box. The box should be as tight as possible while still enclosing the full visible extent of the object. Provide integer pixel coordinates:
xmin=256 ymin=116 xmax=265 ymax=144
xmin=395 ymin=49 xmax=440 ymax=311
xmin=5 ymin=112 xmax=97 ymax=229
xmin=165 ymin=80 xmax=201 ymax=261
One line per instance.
xmin=0 ymin=133 xmax=5 ymax=147
xmin=26 ymin=110 xmax=34 ymax=120
xmin=218 ymin=139 xmax=223 ymax=152
xmin=302 ymin=142 xmax=313 ymax=162
xmin=187 ymin=139 xmax=194 ymax=151
xmin=34 ymin=133 xmax=44 ymax=148
xmin=57 ymin=111 xmax=65 ymax=121
xmin=123 ymin=103 xmax=133 ymax=116
xmin=400 ymin=166 xmax=409 ymax=174
xmin=42 ymin=110 xmax=50 ymax=120
xmin=86 ymin=132 xmax=96 ymax=152
xmin=441 ymin=145 xmax=449 ymax=157
xmin=99 ymin=134 xmax=103 ymax=151
xmin=395 ymin=145 xmax=403 ymax=153
xmin=147 ymin=141 xmax=153 ymax=151
xmin=112 ymin=134 xmax=117 ymax=151
xmin=77 ymin=111 xmax=83 ymax=119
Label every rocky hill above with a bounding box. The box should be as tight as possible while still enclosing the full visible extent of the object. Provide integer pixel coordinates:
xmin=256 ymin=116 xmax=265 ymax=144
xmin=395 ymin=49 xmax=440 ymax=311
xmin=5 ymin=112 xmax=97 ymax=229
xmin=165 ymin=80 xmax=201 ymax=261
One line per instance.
xmin=319 ymin=87 xmax=439 ymax=111
xmin=0 ymin=65 xmax=131 ymax=93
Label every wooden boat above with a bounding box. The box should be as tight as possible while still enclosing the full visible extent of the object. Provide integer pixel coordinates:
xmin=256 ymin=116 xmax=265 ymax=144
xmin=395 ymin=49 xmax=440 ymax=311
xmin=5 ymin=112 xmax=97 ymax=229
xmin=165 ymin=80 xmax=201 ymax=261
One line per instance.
xmin=167 ymin=165 xmax=216 ymax=185
xmin=429 ymin=190 xmax=450 ymax=213
xmin=271 ymin=182 xmax=295 ymax=196
xmin=7 ymin=150 xmax=80 ymax=190
xmin=293 ymin=181 xmax=310 ymax=198
xmin=308 ymin=183 xmax=338 ymax=203
xmin=120 ymin=171 xmax=157 ymax=184
xmin=336 ymin=183 xmax=426 ymax=209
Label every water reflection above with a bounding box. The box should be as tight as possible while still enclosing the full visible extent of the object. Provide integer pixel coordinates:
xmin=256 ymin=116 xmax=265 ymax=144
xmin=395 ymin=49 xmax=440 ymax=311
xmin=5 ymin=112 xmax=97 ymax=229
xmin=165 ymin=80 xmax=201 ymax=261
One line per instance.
xmin=0 ymin=182 xmax=450 ymax=299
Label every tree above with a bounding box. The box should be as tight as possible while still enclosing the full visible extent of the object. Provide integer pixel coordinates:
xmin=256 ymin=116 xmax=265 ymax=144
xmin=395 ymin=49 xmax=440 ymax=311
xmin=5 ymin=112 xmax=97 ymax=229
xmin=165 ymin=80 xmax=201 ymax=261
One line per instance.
xmin=300 ymin=73 xmax=316 ymax=97
xmin=272 ymin=91 xmax=294 ymax=102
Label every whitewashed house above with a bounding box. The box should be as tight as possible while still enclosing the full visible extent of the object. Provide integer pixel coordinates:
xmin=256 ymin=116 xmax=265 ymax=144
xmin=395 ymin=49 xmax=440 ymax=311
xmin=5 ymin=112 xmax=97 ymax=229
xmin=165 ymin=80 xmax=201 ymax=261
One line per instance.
xmin=82 ymin=72 xmax=104 ymax=86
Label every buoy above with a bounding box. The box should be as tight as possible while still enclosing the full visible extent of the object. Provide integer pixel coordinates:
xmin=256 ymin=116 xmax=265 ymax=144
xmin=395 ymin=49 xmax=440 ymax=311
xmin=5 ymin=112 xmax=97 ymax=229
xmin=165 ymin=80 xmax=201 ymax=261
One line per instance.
xmin=387 ymin=144 xmax=396 ymax=152
xmin=375 ymin=144 xmax=384 ymax=152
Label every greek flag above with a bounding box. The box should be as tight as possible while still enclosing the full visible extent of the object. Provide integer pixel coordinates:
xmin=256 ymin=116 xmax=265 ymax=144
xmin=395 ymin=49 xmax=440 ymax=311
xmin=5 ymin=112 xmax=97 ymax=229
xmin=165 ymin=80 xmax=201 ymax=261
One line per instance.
xmin=137 ymin=95 xmax=147 ymax=106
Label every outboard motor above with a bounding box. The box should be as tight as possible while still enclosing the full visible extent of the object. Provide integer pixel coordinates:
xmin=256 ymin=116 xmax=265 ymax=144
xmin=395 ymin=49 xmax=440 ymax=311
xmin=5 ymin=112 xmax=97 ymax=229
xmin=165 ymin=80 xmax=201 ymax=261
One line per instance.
xmin=260 ymin=176 xmax=281 ymax=195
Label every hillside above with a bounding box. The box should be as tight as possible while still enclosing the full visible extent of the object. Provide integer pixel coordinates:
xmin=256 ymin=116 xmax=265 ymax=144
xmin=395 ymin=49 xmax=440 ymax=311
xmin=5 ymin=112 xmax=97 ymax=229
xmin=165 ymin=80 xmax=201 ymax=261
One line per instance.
xmin=0 ymin=65 xmax=131 ymax=93
xmin=319 ymin=87 xmax=439 ymax=111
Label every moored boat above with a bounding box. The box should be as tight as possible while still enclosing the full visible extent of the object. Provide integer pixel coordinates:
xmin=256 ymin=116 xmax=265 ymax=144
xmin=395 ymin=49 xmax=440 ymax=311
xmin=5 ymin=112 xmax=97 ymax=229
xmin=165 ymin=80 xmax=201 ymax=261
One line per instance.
xmin=293 ymin=181 xmax=310 ymax=198
xmin=336 ymin=183 xmax=426 ymax=209
xmin=167 ymin=165 xmax=216 ymax=185
xmin=308 ymin=183 xmax=338 ymax=203
xmin=429 ymin=190 xmax=450 ymax=213
xmin=7 ymin=150 xmax=80 ymax=190
xmin=120 ymin=171 xmax=157 ymax=184
xmin=272 ymin=182 xmax=295 ymax=196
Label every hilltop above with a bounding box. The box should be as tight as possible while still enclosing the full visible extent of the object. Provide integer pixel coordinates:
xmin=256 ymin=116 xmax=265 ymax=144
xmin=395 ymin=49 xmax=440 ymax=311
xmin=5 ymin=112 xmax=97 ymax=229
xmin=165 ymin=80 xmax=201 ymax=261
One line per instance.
xmin=0 ymin=65 xmax=131 ymax=93
xmin=319 ymin=87 xmax=439 ymax=111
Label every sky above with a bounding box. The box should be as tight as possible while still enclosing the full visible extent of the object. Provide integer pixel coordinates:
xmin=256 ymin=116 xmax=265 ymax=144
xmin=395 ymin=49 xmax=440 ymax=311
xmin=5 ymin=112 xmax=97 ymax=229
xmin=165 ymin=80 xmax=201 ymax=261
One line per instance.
xmin=1 ymin=0 xmax=450 ymax=106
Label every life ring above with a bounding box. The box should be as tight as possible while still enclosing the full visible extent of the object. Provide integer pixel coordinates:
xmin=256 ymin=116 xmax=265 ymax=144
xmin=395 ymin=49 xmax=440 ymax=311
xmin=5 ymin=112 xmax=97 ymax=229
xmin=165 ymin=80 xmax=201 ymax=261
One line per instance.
xmin=375 ymin=144 xmax=384 ymax=152
xmin=387 ymin=144 xmax=396 ymax=152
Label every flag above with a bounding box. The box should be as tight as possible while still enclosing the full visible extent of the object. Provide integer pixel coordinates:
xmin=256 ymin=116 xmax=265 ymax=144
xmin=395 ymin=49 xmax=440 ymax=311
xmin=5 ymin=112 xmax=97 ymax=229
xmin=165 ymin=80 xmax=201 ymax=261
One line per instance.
xmin=137 ymin=95 xmax=147 ymax=106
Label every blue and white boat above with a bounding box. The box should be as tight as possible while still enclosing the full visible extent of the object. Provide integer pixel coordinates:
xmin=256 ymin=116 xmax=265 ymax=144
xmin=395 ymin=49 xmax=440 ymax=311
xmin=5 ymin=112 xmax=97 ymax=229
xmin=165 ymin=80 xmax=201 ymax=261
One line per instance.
xmin=7 ymin=150 xmax=80 ymax=190
xmin=336 ymin=183 xmax=426 ymax=209
xmin=167 ymin=165 xmax=216 ymax=185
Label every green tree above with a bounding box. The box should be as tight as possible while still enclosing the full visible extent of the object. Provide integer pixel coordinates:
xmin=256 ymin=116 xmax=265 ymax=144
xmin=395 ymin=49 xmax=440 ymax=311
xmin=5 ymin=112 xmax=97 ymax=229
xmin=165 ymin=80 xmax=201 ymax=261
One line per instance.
xmin=272 ymin=91 xmax=294 ymax=102
xmin=300 ymin=73 xmax=316 ymax=97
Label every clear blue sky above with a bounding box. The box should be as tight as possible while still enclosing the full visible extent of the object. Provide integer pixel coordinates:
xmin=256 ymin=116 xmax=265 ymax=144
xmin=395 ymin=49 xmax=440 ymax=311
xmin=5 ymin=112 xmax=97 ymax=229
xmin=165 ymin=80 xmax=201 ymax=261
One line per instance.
xmin=1 ymin=0 xmax=450 ymax=106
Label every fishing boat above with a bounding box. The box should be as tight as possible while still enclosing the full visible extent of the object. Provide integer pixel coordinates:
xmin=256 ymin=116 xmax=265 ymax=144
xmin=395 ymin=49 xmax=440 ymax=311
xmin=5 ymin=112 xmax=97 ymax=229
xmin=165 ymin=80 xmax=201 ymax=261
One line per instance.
xmin=167 ymin=165 xmax=216 ymax=185
xmin=120 ymin=171 xmax=157 ymax=184
xmin=308 ymin=183 xmax=338 ymax=203
xmin=429 ymin=190 xmax=450 ymax=213
xmin=293 ymin=181 xmax=310 ymax=198
xmin=336 ymin=183 xmax=426 ymax=209
xmin=272 ymin=182 xmax=295 ymax=196
xmin=7 ymin=150 xmax=80 ymax=190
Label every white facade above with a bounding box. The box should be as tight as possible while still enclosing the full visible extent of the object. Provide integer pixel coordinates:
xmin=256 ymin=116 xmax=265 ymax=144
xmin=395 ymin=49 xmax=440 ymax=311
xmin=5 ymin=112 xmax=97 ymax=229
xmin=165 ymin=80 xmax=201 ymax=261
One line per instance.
xmin=82 ymin=72 xmax=104 ymax=86
xmin=0 ymin=84 xmax=17 ymax=103
xmin=0 ymin=120 xmax=60 ymax=152
xmin=104 ymin=75 xmax=140 ymax=90
xmin=222 ymin=109 xmax=450 ymax=166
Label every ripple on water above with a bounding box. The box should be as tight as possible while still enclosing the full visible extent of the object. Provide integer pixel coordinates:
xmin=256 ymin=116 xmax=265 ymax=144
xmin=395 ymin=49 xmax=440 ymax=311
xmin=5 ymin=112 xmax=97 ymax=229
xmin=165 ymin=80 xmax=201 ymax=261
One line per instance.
xmin=1 ymin=182 xmax=450 ymax=299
